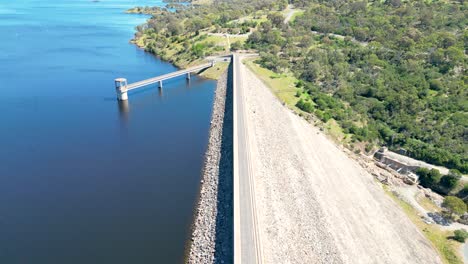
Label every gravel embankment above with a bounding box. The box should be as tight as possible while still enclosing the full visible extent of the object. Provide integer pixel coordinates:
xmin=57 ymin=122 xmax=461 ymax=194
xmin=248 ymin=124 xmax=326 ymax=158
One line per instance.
xmin=188 ymin=64 xmax=233 ymax=264
xmin=239 ymin=56 xmax=441 ymax=264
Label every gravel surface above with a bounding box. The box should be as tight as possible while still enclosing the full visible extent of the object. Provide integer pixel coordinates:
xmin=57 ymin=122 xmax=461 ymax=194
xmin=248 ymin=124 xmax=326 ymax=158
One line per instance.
xmin=187 ymin=65 xmax=233 ymax=264
xmin=239 ymin=57 xmax=442 ymax=264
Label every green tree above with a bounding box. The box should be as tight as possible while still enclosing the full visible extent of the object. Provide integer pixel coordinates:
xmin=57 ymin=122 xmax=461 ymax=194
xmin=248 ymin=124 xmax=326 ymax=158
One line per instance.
xmin=439 ymin=171 xmax=461 ymax=194
xmin=457 ymin=184 xmax=468 ymax=201
xmin=230 ymin=41 xmax=243 ymax=51
xmin=301 ymin=62 xmax=320 ymax=82
xmin=442 ymin=196 xmax=466 ymax=217
xmin=416 ymin=168 xmax=441 ymax=189
xmin=191 ymin=43 xmax=206 ymax=57
xmin=247 ymin=31 xmax=262 ymax=45
xmin=167 ymin=21 xmax=183 ymax=36
xmin=296 ymin=99 xmax=314 ymax=113
xmin=453 ymin=229 xmax=468 ymax=243
xmin=439 ymin=174 xmax=460 ymax=194
xmin=267 ymin=12 xmax=284 ymax=28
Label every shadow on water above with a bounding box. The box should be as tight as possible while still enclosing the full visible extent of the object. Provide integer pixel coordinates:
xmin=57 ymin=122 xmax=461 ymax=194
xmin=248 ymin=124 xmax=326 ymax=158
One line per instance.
xmin=115 ymin=75 xmax=201 ymax=125
xmin=214 ymin=62 xmax=234 ymax=264
xmin=117 ymin=99 xmax=130 ymax=121
xmin=158 ymin=87 xmax=164 ymax=97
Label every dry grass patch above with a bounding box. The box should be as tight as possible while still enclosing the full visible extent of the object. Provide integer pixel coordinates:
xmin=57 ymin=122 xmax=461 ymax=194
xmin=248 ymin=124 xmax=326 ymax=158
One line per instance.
xmin=383 ymin=185 xmax=463 ymax=264
xmin=325 ymin=119 xmax=351 ymax=143
xmin=418 ymin=195 xmax=441 ymax=212
xmin=243 ymin=59 xmax=301 ymax=111
xmin=200 ymin=62 xmax=229 ymax=80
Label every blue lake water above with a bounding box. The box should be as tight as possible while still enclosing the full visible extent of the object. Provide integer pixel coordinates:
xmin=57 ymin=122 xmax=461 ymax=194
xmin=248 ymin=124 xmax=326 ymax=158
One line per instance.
xmin=0 ymin=0 xmax=216 ymax=263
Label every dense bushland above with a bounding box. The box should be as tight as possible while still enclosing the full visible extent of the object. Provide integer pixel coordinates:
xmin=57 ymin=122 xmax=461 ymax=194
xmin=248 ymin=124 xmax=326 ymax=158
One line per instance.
xmin=246 ymin=0 xmax=467 ymax=173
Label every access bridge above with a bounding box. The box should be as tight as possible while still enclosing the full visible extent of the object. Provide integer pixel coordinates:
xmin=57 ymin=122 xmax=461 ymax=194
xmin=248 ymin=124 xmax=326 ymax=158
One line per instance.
xmin=114 ymin=61 xmax=214 ymax=100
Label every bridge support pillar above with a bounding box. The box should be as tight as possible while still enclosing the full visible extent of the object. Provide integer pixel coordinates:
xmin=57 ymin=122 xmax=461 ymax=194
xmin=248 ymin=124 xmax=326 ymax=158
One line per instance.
xmin=158 ymin=80 xmax=163 ymax=89
xmin=115 ymin=78 xmax=128 ymax=101
xmin=186 ymin=72 xmax=191 ymax=80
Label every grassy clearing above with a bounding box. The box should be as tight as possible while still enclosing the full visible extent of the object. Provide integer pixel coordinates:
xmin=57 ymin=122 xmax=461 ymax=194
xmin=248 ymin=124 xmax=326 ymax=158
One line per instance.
xmin=200 ymin=62 xmax=229 ymax=80
xmin=232 ymin=14 xmax=268 ymax=24
xmin=383 ymin=185 xmax=463 ymax=264
xmin=229 ymin=35 xmax=248 ymax=43
xmin=325 ymin=119 xmax=348 ymax=142
xmin=418 ymin=195 xmax=441 ymax=212
xmin=288 ymin=10 xmax=304 ymax=23
xmin=201 ymin=35 xmax=228 ymax=47
xmin=163 ymin=44 xmax=182 ymax=58
xmin=243 ymin=58 xmax=302 ymax=111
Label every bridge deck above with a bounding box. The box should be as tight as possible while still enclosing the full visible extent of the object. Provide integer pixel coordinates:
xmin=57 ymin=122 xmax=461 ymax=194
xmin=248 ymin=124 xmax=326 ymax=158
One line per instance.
xmin=125 ymin=63 xmax=212 ymax=91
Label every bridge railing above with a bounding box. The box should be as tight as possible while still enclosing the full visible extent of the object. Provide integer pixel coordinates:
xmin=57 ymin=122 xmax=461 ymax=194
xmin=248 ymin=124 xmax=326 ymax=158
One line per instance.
xmin=114 ymin=61 xmax=214 ymax=101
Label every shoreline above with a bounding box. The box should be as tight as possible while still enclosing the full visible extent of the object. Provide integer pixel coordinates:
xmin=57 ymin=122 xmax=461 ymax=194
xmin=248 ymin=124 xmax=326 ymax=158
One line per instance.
xmin=186 ymin=61 xmax=233 ymax=263
xmin=128 ymin=40 xmax=232 ymax=263
xmin=131 ymin=38 xmax=229 ymax=80
xmin=125 ymin=6 xmax=232 ymax=263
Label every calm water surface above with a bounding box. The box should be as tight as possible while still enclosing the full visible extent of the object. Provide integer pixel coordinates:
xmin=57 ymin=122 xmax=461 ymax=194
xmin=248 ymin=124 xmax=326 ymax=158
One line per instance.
xmin=0 ymin=1 xmax=215 ymax=263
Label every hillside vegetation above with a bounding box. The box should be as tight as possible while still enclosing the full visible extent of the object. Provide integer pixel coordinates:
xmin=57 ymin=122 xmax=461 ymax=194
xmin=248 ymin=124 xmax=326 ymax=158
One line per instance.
xmin=132 ymin=0 xmax=467 ymax=173
xmin=129 ymin=1 xmax=285 ymax=66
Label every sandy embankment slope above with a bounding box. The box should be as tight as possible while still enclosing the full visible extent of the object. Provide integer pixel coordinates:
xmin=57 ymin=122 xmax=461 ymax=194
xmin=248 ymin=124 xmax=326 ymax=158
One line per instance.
xmin=239 ymin=57 xmax=442 ymax=264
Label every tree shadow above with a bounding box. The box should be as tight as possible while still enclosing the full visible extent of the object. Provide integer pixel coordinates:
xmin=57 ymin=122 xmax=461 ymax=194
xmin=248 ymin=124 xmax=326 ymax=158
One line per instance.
xmin=213 ymin=61 xmax=233 ymax=264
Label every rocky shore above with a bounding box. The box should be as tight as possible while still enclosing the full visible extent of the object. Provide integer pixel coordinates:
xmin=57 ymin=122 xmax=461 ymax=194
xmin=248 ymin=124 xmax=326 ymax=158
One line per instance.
xmin=187 ymin=62 xmax=233 ymax=264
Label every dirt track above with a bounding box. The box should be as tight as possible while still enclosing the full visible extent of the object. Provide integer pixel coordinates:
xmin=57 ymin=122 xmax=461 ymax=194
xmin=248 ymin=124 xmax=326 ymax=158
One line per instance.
xmin=239 ymin=57 xmax=442 ymax=264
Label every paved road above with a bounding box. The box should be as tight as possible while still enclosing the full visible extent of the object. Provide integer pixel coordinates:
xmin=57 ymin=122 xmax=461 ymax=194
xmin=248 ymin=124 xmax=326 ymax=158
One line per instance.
xmin=233 ymin=54 xmax=262 ymax=264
